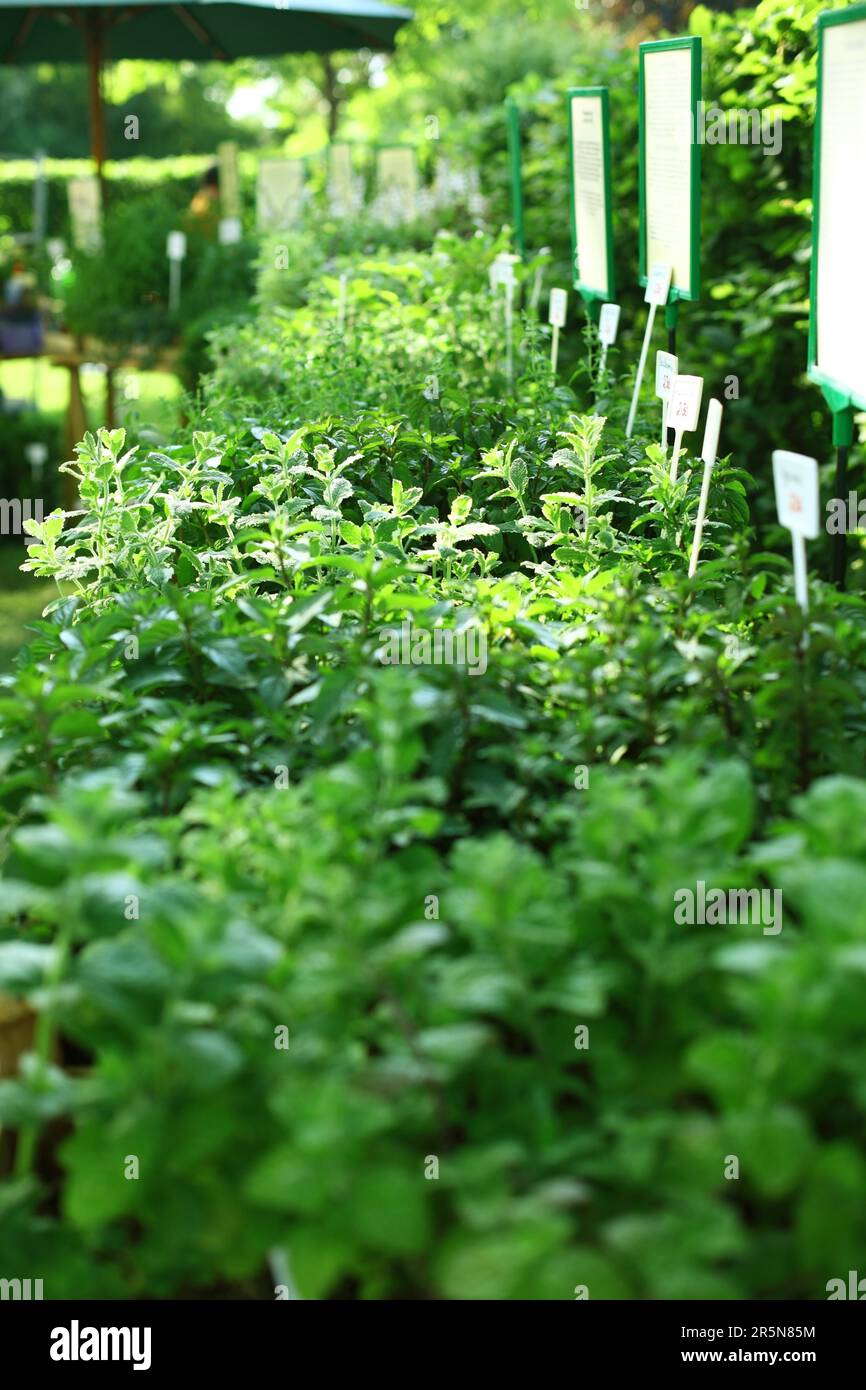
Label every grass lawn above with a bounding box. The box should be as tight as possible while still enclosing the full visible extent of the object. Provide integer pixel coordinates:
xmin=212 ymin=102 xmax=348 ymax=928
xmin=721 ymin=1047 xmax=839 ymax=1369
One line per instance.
xmin=0 ymin=361 xmax=184 ymax=442
xmin=0 ymin=361 xmax=183 ymax=669
xmin=0 ymin=546 xmax=55 ymax=673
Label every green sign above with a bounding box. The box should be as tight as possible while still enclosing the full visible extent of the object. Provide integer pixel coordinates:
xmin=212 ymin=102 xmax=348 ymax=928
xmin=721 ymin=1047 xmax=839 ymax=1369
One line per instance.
xmin=638 ymin=36 xmax=702 ymax=302
xmin=808 ymin=3 xmax=866 ymax=424
xmin=566 ymin=86 xmax=615 ymax=306
xmin=505 ymin=97 xmax=526 ymax=259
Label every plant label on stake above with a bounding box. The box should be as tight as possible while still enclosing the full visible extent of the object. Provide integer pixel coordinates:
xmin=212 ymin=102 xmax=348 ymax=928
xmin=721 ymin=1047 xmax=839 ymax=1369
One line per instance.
xmin=655 ymin=350 xmax=678 ymax=450
xmin=166 ymin=231 xmax=186 ymax=313
xmin=490 ymin=254 xmax=519 ymax=387
xmin=548 ymin=288 xmax=567 ymax=374
xmin=219 ymin=216 xmax=242 ymax=245
xmin=336 ymin=272 xmax=349 ymax=334
xmin=667 ymin=373 xmax=703 ymax=483
xmin=503 ymin=263 xmax=516 ymax=388
xmin=597 ymin=301 xmax=620 ymax=382
xmin=626 ymin=262 xmax=671 ymax=438
xmin=530 ymin=249 xmax=550 ymax=316
xmin=772 ymin=450 xmax=820 ymax=613
xmin=688 ymin=398 xmax=723 ymax=577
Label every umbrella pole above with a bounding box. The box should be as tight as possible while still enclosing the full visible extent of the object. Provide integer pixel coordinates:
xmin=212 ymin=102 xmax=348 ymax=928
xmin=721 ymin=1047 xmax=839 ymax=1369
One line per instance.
xmin=85 ymin=16 xmax=107 ymax=176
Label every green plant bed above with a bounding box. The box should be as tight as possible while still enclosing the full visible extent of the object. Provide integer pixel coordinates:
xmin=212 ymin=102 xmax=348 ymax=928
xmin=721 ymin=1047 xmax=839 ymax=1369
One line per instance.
xmin=1 ymin=208 xmax=864 ymax=1301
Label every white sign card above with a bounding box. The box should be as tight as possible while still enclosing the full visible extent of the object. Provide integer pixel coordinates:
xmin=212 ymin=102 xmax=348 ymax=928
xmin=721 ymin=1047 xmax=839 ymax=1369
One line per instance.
xmin=655 ymin=350 xmax=677 ymax=401
xmin=548 ymin=288 xmax=568 ymax=374
xmin=645 ymin=262 xmax=673 ymax=306
xmin=668 ymin=373 xmax=703 ymax=482
xmin=489 ymin=253 xmax=518 ymax=290
xmin=596 ymin=302 xmax=620 ymax=388
xmin=640 ymin=38 xmax=700 ymax=300
xmin=489 ymin=254 xmax=518 ymax=386
xmin=166 ymin=231 xmax=187 ymax=261
xmin=219 ymin=216 xmax=242 ymax=245
xmin=328 ymin=143 xmax=356 ymax=218
xmin=772 ymin=451 xmax=820 ymax=539
xmin=376 ymin=146 xmax=419 ymax=222
xmin=548 ymin=288 xmax=568 ymax=327
xmin=773 ymin=449 xmax=820 ymax=613
xmin=656 ymin=349 xmax=678 ymax=450
xmin=811 ymin=11 xmax=866 ymax=407
xmin=257 ymin=160 xmax=305 ymax=233
xmin=599 ymin=303 xmax=620 ymax=346
xmin=67 ymin=177 xmax=102 ymax=253
xmin=218 ymin=141 xmax=242 ymax=218
xmin=166 ymin=231 xmax=186 ymax=311
xmin=669 ymin=373 xmax=703 ymax=433
xmin=568 ymin=89 xmax=613 ymax=299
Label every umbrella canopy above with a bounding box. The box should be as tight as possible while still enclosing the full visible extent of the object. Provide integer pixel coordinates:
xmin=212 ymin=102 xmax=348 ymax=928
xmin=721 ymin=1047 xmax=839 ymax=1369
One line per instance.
xmin=1 ymin=0 xmax=413 ymax=167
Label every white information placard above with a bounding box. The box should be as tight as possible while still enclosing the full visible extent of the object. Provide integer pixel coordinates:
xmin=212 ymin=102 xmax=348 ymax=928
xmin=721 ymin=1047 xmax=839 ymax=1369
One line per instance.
xmin=218 ymin=141 xmax=242 ymax=218
xmin=257 ymin=160 xmax=305 ymax=232
xmin=67 ymin=177 xmax=102 ymax=253
xmin=810 ymin=9 xmax=866 ymax=408
xmin=640 ymin=38 xmax=701 ymax=301
xmin=568 ymin=88 xmax=613 ymax=300
xmin=376 ymin=146 xmax=418 ymax=223
xmin=328 ymin=143 xmax=356 ymax=218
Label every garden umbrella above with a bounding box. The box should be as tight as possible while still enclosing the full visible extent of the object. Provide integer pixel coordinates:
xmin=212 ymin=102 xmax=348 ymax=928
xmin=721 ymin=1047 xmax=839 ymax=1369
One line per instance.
xmin=0 ymin=0 xmax=412 ymax=170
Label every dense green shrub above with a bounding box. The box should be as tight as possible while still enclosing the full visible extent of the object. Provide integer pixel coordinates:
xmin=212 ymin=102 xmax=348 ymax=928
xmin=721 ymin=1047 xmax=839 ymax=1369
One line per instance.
xmin=3 ymin=224 xmax=866 ymax=1298
xmin=2 ymin=4 xmax=866 ymax=1302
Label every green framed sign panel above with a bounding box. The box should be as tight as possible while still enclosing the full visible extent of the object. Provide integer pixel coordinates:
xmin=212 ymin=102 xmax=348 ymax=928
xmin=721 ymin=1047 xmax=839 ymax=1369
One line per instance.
xmin=808 ymin=3 xmax=866 ymax=416
xmin=566 ymin=86 xmax=615 ymax=304
xmin=638 ymin=35 xmax=701 ymax=302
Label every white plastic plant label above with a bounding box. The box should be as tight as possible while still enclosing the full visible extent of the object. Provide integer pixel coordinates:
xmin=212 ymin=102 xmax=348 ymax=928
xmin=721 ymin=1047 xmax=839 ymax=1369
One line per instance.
xmin=548 ymin=288 xmax=568 ymax=327
xmin=166 ymin=231 xmax=187 ymax=261
xmin=218 ymin=217 xmax=242 ymax=245
xmin=598 ymin=302 xmax=620 ymax=346
xmin=655 ymin=351 xmax=678 ymax=401
xmin=490 ymin=253 xmax=518 ymax=291
xmin=668 ymin=374 xmax=703 ymax=433
xmin=772 ymin=451 xmax=820 ymax=539
xmin=702 ymin=398 xmax=723 ymax=466
xmin=644 ymin=262 xmax=672 ymax=306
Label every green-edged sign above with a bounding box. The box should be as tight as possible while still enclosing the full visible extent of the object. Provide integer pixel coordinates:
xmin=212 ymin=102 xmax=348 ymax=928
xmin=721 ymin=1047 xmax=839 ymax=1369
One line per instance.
xmin=638 ymin=36 xmax=701 ymax=302
xmin=505 ymin=97 xmax=526 ymax=259
xmin=808 ymin=3 xmax=866 ymax=422
xmin=567 ymin=86 xmax=615 ymax=306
